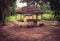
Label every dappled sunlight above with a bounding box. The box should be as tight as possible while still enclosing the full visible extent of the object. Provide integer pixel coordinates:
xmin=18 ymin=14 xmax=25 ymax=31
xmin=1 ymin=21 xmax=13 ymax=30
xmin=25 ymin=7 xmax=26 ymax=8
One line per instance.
xmin=7 ymin=14 xmax=55 ymax=22
xmin=38 ymin=15 xmax=42 ymax=19
xmin=7 ymin=14 xmax=25 ymax=22
xmin=42 ymin=14 xmax=54 ymax=19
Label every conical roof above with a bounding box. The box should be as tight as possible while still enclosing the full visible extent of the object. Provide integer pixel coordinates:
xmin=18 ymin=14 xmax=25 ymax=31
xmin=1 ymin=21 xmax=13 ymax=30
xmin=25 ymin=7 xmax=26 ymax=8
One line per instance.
xmin=15 ymin=6 xmax=44 ymax=14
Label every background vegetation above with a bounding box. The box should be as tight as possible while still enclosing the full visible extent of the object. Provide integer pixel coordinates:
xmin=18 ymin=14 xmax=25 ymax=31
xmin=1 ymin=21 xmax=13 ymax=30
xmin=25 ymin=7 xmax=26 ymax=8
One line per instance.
xmin=0 ymin=0 xmax=60 ymax=26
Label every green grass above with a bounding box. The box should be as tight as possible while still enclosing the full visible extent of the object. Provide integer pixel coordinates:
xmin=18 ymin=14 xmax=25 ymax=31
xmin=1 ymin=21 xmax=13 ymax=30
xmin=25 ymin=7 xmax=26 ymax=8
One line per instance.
xmin=7 ymin=14 xmax=54 ymax=22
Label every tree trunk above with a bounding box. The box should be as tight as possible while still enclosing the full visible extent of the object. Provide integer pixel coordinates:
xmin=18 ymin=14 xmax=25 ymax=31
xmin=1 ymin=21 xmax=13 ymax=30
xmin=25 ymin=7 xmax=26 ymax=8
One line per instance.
xmin=0 ymin=0 xmax=9 ymax=27
xmin=2 ymin=8 xmax=8 ymax=26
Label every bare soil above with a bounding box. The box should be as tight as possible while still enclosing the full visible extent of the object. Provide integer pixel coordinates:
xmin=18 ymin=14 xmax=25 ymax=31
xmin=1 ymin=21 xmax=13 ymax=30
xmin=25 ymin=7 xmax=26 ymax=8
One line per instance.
xmin=0 ymin=21 xmax=60 ymax=41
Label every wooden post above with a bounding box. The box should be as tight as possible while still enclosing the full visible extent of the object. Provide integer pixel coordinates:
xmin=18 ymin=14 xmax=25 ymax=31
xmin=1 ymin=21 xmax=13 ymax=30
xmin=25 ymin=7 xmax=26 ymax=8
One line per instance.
xmin=35 ymin=14 xmax=38 ymax=25
xmin=36 ymin=14 xmax=38 ymax=20
xmin=41 ymin=14 xmax=42 ymax=20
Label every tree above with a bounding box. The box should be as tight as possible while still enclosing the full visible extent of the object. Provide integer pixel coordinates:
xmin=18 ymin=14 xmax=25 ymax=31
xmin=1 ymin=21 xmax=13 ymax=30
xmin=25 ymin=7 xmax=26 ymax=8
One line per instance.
xmin=0 ymin=0 xmax=16 ymax=27
xmin=36 ymin=0 xmax=60 ymax=21
xmin=20 ymin=0 xmax=41 ymax=7
xmin=49 ymin=0 xmax=60 ymax=21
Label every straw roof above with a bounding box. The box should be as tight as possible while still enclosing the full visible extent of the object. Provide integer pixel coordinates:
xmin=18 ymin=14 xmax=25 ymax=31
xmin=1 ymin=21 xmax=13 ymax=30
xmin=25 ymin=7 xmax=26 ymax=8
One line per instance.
xmin=15 ymin=6 xmax=44 ymax=14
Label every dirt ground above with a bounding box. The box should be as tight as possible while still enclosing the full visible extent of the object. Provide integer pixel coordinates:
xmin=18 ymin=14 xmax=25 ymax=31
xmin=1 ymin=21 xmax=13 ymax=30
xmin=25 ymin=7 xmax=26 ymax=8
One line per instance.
xmin=0 ymin=21 xmax=60 ymax=41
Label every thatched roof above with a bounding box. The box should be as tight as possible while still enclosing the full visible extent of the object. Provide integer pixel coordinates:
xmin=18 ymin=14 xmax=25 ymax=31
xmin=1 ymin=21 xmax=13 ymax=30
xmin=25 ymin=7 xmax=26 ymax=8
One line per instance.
xmin=15 ymin=6 xmax=44 ymax=14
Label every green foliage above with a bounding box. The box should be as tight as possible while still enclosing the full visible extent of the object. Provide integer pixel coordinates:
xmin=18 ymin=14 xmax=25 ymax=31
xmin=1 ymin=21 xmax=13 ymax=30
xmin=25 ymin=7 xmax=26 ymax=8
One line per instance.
xmin=38 ymin=4 xmax=53 ymax=14
xmin=42 ymin=14 xmax=54 ymax=20
xmin=7 ymin=14 xmax=55 ymax=22
xmin=7 ymin=14 xmax=25 ymax=22
xmin=9 ymin=4 xmax=17 ymax=16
